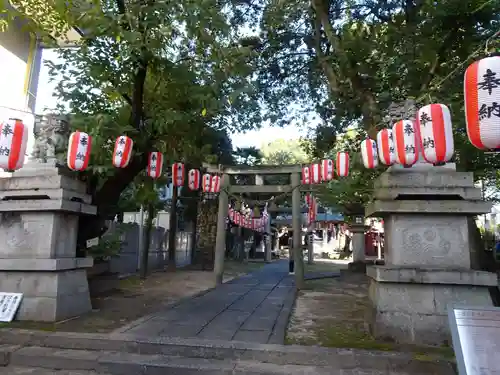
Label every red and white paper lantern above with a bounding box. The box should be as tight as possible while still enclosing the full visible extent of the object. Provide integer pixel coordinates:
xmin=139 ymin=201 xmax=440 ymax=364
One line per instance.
xmin=360 ymin=138 xmax=378 ymax=169
xmin=112 ymin=135 xmax=133 ymax=168
xmin=172 ymin=162 xmax=185 ymax=187
xmin=392 ymin=120 xmax=420 ymax=166
xmin=202 ymin=173 xmax=212 ymax=192
xmin=321 ymin=159 xmax=334 ymax=181
xmin=0 ymin=118 xmax=29 ymax=171
xmin=305 ymin=194 xmax=312 ymax=208
xmin=301 ymin=166 xmax=311 ymax=184
xmin=235 ymin=212 xmax=241 ymax=226
xmin=188 ymin=169 xmax=200 ymax=190
xmin=67 ymin=130 xmax=92 ymax=171
xmin=147 ymin=152 xmax=163 ymax=179
xmin=336 ymin=152 xmax=349 ymax=177
xmin=211 ymin=175 xmax=221 ymax=193
xmin=464 ymin=56 xmax=500 ymax=150
xmin=417 ymin=104 xmax=454 ymax=164
xmin=309 ymin=163 xmax=321 ymax=184
xmin=376 ymin=128 xmax=395 ymax=165
xmin=228 ymin=208 xmax=235 ymax=222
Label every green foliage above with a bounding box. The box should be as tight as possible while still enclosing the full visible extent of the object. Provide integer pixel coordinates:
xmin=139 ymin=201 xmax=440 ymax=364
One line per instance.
xmin=260 ymin=139 xmax=310 ymax=165
xmin=233 ymin=146 xmax=263 ymax=166
xmin=87 ymin=225 xmax=126 ymax=260
xmin=254 ymin=0 xmax=500 ymax=207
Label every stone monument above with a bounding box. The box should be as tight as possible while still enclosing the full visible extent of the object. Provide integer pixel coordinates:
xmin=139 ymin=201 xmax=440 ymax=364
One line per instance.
xmin=365 ymin=164 xmax=497 ymax=345
xmin=348 ymin=215 xmax=370 ymax=272
xmin=0 ymin=114 xmax=96 ymax=321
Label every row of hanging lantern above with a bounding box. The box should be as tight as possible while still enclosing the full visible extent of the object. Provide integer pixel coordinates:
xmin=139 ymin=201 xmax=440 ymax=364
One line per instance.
xmin=361 ymin=103 xmax=455 ymax=169
xmin=227 ymin=203 xmax=269 ymax=232
xmin=0 ymin=55 xmax=497 ymax=173
xmin=301 ymin=152 xmax=349 ymax=185
xmin=359 ymin=54 xmax=500 ymax=167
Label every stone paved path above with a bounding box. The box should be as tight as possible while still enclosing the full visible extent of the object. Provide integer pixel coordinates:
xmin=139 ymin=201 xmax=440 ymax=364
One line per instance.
xmin=117 ymin=260 xmax=295 ymax=344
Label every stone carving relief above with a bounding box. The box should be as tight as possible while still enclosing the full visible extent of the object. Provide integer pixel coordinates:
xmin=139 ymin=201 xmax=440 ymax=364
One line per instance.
xmin=30 ymin=114 xmax=70 ymax=164
xmin=401 ymin=223 xmax=462 ymax=259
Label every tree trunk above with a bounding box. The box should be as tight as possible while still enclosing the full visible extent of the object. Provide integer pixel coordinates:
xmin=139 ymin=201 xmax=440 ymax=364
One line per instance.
xmin=167 ymin=185 xmax=178 ymax=269
xmin=77 ymin=153 xmax=148 ymax=251
xmin=193 ymin=196 xmax=218 ymax=269
xmin=140 ymin=203 xmax=155 ymax=279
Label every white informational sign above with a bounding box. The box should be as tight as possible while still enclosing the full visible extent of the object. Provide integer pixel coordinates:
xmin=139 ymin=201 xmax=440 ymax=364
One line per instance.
xmin=0 ymin=293 xmax=23 ymax=322
xmin=86 ymin=237 xmax=99 ymax=248
xmin=448 ymin=306 xmax=500 ymax=375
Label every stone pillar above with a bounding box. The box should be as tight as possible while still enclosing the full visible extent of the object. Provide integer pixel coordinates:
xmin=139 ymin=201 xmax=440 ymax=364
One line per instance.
xmin=264 ymin=217 xmax=272 ymax=263
xmin=0 ymin=164 xmax=95 ymax=321
xmin=365 ymin=166 xmax=497 ymax=345
xmin=213 ymin=173 xmax=229 ymax=286
xmin=348 ymin=215 xmax=368 ymax=272
xmin=307 ymin=225 xmax=314 ymax=265
xmin=291 ymin=173 xmax=304 ymax=289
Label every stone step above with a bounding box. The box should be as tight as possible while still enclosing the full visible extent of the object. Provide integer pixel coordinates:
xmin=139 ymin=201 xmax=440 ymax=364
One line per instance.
xmin=0 ymin=367 xmax=110 ymax=374
xmin=5 ymin=346 xmax=345 ymax=375
xmin=0 ymin=329 xmax=455 ymax=374
xmin=4 ymin=346 xmax=449 ymax=375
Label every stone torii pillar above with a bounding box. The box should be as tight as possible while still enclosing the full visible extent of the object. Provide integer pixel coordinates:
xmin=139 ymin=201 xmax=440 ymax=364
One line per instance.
xmin=213 ymin=173 xmax=229 ymax=286
xmin=291 ymin=172 xmax=305 ymax=289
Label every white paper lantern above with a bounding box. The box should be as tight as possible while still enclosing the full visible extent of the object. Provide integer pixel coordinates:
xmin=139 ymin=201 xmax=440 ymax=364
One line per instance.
xmin=417 ymin=104 xmax=454 ymax=164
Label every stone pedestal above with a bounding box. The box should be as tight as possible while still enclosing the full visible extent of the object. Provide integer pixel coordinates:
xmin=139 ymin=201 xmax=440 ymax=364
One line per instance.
xmin=0 ymin=164 xmax=96 ymax=321
xmin=348 ymin=223 xmax=369 ymax=272
xmin=365 ymin=167 xmax=497 ymax=345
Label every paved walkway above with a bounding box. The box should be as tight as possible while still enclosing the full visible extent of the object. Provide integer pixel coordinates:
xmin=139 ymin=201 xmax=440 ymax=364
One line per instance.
xmin=118 ymin=260 xmax=295 ymax=344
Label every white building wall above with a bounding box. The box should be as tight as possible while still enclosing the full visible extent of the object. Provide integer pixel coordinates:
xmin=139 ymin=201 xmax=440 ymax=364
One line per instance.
xmin=0 ymin=14 xmax=42 ymax=165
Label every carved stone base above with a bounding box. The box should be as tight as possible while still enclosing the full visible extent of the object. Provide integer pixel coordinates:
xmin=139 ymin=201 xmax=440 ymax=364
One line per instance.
xmin=367 ymin=266 xmax=496 ymax=345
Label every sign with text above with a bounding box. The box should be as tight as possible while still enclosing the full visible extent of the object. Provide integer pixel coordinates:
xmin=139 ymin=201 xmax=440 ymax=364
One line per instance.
xmin=448 ymin=306 xmax=500 ymax=375
xmin=0 ymin=293 xmax=23 ymax=322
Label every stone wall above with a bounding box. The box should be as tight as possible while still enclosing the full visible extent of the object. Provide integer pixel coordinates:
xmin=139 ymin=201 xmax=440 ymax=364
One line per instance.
xmin=105 ymin=223 xmax=192 ymax=276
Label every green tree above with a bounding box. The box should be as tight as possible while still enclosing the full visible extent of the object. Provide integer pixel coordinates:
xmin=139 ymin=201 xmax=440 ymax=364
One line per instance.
xmin=255 ymin=0 xmax=500 ymax=205
xmin=260 ymin=139 xmax=310 ymax=165
xmin=6 ymin=0 xmax=265 ymax=244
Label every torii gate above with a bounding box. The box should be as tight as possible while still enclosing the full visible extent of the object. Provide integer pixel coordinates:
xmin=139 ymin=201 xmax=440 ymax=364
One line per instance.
xmin=203 ymin=163 xmax=312 ymax=289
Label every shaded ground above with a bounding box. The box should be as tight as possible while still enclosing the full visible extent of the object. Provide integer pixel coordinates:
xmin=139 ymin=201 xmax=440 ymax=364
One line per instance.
xmin=0 ymin=260 xmax=264 ymax=333
xmin=117 ymin=260 xmax=294 ymax=344
xmin=286 ymin=260 xmax=455 ymax=361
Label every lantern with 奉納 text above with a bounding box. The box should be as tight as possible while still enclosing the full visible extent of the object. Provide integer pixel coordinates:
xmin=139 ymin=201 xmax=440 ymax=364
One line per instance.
xmin=464 ymin=56 xmax=500 ymax=151
xmin=417 ymin=104 xmax=454 ymax=164
xmin=172 ymin=162 xmax=185 ymax=187
xmin=321 ymin=159 xmax=334 ymax=181
xmin=393 ymin=120 xmax=419 ymax=167
xmin=361 ymin=138 xmax=378 ymax=169
xmin=336 ymin=152 xmax=349 ymax=177
xmin=309 ymin=163 xmax=321 ymax=184
xmin=211 ymin=175 xmax=221 ymax=193
xmin=112 ymin=135 xmax=133 ymax=168
xmin=0 ymin=118 xmax=28 ymax=171
xmin=301 ymin=166 xmax=311 ymax=184
xmin=188 ymin=169 xmax=200 ymax=190
xmin=202 ymin=173 xmax=212 ymax=192
xmin=67 ymin=130 xmax=92 ymax=171
xmin=376 ymin=128 xmax=395 ymax=165
xmin=147 ymin=152 xmax=163 ymax=178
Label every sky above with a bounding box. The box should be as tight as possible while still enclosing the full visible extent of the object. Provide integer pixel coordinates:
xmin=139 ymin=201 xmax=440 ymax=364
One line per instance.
xmin=35 ymin=50 xmax=306 ymax=149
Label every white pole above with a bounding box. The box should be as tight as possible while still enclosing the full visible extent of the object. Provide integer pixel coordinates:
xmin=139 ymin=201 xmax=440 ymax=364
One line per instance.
xmin=137 ymin=205 xmax=144 ymax=271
